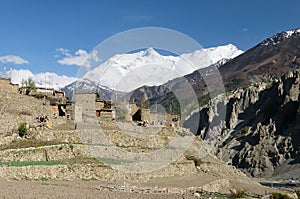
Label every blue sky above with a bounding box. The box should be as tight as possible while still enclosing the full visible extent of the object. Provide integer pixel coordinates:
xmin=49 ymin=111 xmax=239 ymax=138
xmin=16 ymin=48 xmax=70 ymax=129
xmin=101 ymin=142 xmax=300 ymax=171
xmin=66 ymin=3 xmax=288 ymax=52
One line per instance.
xmin=0 ymin=0 xmax=300 ymax=77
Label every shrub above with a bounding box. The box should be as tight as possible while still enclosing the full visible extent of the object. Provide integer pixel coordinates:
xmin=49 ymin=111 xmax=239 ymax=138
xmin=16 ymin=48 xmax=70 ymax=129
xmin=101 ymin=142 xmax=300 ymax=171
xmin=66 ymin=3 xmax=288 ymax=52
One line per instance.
xmin=271 ymin=192 xmax=292 ymax=199
xmin=69 ymin=144 xmax=74 ymax=151
xmin=229 ymin=189 xmax=246 ymax=198
xmin=18 ymin=123 xmax=27 ymax=138
xmin=265 ymin=83 xmax=273 ymax=89
xmin=225 ymin=78 xmax=243 ymax=92
xmin=198 ymin=94 xmax=210 ymax=107
xmin=236 ymin=126 xmax=251 ymax=139
xmin=241 ymin=126 xmax=250 ymax=134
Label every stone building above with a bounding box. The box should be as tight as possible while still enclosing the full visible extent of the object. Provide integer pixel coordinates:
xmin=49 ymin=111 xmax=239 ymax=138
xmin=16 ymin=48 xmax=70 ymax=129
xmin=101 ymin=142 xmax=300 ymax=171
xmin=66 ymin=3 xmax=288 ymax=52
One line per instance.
xmin=48 ymin=94 xmax=72 ymax=118
xmin=73 ymin=92 xmax=179 ymax=127
xmin=33 ymin=87 xmax=55 ymax=96
xmin=129 ymin=103 xmax=151 ymax=121
xmin=95 ymin=99 xmax=114 ymax=121
xmin=128 ymin=102 xmax=179 ymax=126
xmin=19 ymin=85 xmax=72 ymax=119
xmin=74 ymin=93 xmax=114 ymax=123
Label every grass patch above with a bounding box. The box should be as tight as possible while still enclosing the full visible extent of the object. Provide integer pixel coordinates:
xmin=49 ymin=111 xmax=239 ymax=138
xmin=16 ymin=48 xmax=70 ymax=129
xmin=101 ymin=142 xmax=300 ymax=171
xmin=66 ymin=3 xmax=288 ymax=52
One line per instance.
xmin=96 ymin=157 xmax=134 ymax=165
xmin=0 ymin=139 xmax=66 ymax=150
xmin=0 ymin=161 xmax=64 ymax=167
xmin=200 ymin=193 xmax=227 ymax=199
xmin=225 ymin=78 xmax=244 ymax=92
xmin=64 ymin=157 xmax=100 ymax=165
xmin=198 ymin=94 xmax=210 ymax=107
xmin=81 ymin=177 xmax=98 ymax=181
xmin=0 ymin=157 xmax=113 ymax=168
xmin=41 ymin=182 xmax=69 ymax=187
xmin=117 ymin=145 xmax=155 ymax=153
xmin=0 ymin=162 xmax=8 ymax=166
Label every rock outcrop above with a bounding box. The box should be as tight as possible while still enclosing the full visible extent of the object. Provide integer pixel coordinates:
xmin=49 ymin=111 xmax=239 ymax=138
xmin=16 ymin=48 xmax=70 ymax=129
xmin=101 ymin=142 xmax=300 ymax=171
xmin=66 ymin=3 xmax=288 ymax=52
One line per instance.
xmin=185 ymin=69 xmax=300 ymax=178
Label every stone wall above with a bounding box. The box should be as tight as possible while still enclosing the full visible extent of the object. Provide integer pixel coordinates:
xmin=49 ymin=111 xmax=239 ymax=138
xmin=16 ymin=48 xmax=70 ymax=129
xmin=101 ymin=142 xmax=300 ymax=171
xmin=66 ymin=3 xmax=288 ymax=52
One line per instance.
xmin=74 ymin=93 xmax=97 ymax=123
xmin=141 ymin=109 xmax=151 ymax=121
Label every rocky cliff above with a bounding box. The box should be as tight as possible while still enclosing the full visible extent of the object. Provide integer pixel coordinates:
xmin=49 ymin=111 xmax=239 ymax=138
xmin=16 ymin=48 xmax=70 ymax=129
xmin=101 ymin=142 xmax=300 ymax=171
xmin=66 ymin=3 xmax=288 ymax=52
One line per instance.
xmin=184 ymin=69 xmax=300 ymax=179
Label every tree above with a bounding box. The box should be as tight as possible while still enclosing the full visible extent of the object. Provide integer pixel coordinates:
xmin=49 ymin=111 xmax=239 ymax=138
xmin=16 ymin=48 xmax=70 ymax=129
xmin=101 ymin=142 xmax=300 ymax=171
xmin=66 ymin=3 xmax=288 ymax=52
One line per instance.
xmin=18 ymin=122 xmax=27 ymax=138
xmin=21 ymin=77 xmax=36 ymax=95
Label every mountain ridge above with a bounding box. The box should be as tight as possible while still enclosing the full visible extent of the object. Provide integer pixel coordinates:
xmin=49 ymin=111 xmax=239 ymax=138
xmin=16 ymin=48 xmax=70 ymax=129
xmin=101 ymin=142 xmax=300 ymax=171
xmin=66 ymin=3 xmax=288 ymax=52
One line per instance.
xmin=83 ymin=44 xmax=243 ymax=92
xmin=134 ymin=28 xmax=300 ymax=108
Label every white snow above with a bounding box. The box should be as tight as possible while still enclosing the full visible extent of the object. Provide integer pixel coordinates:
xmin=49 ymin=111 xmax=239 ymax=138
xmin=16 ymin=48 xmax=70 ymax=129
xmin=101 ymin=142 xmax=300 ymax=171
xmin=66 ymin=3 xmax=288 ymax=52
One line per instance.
xmin=286 ymin=29 xmax=300 ymax=37
xmin=9 ymin=44 xmax=244 ymax=92
xmin=262 ymin=28 xmax=300 ymax=46
xmin=84 ymin=44 xmax=243 ymax=92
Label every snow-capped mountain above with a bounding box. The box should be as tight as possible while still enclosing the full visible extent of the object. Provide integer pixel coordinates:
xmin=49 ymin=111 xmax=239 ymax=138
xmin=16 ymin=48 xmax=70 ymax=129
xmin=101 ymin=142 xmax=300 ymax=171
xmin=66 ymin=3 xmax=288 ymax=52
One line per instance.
xmin=261 ymin=28 xmax=300 ymax=46
xmin=180 ymin=44 xmax=242 ymax=67
xmin=61 ymin=78 xmax=113 ymax=100
xmin=84 ymin=44 xmax=243 ymax=92
xmin=10 ymin=44 xmax=243 ymax=96
xmin=11 ymin=69 xmax=76 ymax=90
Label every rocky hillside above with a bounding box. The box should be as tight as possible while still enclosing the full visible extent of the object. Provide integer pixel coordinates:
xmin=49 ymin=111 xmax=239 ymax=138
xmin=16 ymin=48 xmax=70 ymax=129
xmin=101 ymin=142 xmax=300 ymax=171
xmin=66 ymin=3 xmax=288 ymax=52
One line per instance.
xmin=0 ymin=79 xmax=53 ymax=144
xmin=184 ymin=69 xmax=300 ymax=179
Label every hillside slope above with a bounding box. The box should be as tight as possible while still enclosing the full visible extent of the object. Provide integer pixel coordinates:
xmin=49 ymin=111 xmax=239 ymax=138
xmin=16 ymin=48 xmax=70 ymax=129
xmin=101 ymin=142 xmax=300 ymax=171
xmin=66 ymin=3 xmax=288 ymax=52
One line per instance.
xmin=184 ymin=69 xmax=300 ymax=178
xmin=0 ymin=79 xmax=52 ymax=144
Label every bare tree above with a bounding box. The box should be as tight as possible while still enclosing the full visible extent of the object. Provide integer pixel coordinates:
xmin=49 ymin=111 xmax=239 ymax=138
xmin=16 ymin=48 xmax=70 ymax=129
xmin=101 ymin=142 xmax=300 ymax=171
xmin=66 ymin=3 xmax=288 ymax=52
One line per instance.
xmin=20 ymin=77 xmax=36 ymax=95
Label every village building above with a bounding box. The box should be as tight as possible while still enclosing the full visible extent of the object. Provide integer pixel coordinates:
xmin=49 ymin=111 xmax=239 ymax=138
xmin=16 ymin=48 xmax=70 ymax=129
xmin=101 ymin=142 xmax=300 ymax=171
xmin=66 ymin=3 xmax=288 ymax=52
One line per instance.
xmin=75 ymin=93 xmax=115 ymax=123
xmin=18 ymin=84 xmax=73 ymax=119
xmin=128 ymin=102 xmax=180 ymax=127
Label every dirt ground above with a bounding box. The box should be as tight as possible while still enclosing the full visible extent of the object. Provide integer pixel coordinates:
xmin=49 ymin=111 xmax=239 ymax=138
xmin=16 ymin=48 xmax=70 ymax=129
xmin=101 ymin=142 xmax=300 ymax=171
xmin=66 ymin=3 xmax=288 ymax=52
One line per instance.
xmin=0 ymin=173 xmax=277 ymax=199
xmin=0 ymin=179 xmax=196 ymax=199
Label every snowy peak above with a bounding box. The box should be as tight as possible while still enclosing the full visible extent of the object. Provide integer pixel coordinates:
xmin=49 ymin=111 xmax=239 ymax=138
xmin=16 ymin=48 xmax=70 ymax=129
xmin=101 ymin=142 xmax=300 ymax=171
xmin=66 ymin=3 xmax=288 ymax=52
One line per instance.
xmin=61 ymin=78 xmax=113 ymax=100
xmin=182 ymin=44 xmax=243 ymax=64
xmin=215 ymin=58 xmax=230 ymax=67
xmin=140 ymin=47 xmax=160 ymax=57
xmin=84 ymin=44 xmax=243 ymax=92
xmin=261 ymin=28 xmax=300 ymax=46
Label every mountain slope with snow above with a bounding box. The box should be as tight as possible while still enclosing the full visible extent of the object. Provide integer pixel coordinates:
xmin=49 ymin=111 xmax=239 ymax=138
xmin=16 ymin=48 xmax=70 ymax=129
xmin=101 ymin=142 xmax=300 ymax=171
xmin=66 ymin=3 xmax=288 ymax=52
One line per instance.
xmin=61 ymin=78 xmax=114 ymax=100
xmin=261 ymin=28 xmax=300 ymax=46
xmin=84 ymin=44 xmax=243 ymax=92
